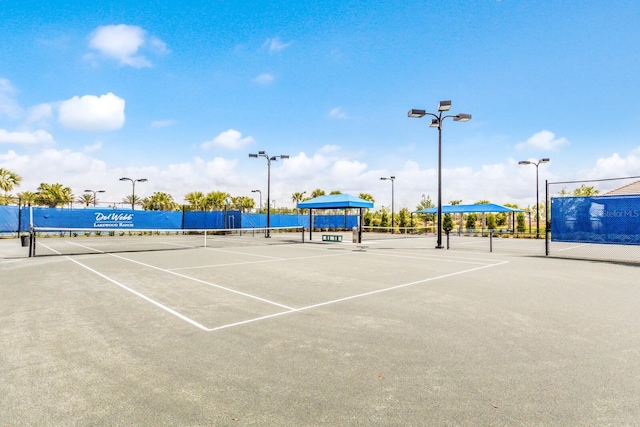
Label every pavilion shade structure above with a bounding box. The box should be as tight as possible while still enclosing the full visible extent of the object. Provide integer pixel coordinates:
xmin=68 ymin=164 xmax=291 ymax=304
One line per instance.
xmin=297 ymin=194 xmax=374 ymax=243
xmin=414 ymin=203 xmax=522 ymax=214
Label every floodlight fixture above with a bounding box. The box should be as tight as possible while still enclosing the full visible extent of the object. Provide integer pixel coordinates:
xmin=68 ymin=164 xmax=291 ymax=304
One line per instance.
xmin=438 ymin=100 xmax=452 ymax=112
xmin=454 ymin=113 xmax=472 ymax=122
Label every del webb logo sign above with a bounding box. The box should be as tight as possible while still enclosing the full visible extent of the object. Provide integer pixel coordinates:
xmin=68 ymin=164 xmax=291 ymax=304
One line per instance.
xmin=93 ymin=212 xmax=135 ymax=228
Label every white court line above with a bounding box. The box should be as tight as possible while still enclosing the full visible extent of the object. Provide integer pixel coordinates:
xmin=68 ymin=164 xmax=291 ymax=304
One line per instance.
xmin=107 ymin=253 xmax=295 ymax=310
xmin=169 ymin=251 xmax=358 ymax=271
xmin=206 ymin=259 xmax=509 ymax=332
xmin=202 ymin=246 xmax=284 ymax=260
xmin=65 ymin=256 xmax=210 ymax=331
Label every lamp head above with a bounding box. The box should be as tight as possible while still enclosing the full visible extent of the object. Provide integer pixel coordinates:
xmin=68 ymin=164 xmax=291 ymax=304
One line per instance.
xmin=519 ymin=161 xmax=532 ymax=165
xmin=429 ymin=118 xmax=439 ymax=128
xmin=258 ymin=151 xmax=265 ymax=155
xmin=137 ymin=178 xmax=148 ymax=183
xmin=280 ymin=155 xmax=290 ymax=159
xmin=438 ymin=100 xmax=452 ymax=112
xmin=119 ymin=177 xmax=129 ymax=181
xmin=248 ymin=153 xmax=258 ymax=158
xmin=408 ymin=109 xmax=426 ymax=118
xmin=84 ymin=189 xmax=92 ymax=192
xmin=540 ymin=158 xmax=550 ymax=163
xmin=453 ymin=113 xmax=472 ymax=122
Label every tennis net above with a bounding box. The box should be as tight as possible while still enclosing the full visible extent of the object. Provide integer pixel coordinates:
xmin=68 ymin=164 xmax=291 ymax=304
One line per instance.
xmin=360 ymin=225 xmax=436 ymax=241
xmin=30 ymin=226 xmax=305 ymax=256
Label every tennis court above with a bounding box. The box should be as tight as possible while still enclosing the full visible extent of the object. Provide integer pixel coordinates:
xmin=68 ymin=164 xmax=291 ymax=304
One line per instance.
xmin=2 ymin=234 xmax=639 ymax=425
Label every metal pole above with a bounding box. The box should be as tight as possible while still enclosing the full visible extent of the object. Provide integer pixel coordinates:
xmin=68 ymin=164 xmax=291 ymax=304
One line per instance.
xmin=535 ymin=164 xmax=540 ymax=239
xmin=131 ymin=181 xmax=136 ymax=210
xmin=266 ymin=158 xmax=271 ymax=237
xmin=391 ymin=179 xmax=395 ymax=233
xmin=436 ymin=122 xmax=443 ymax=248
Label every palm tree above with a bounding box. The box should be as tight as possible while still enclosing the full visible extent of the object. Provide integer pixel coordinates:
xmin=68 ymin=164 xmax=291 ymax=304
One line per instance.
xmin=37 ymin=183 xmax=73 ymax=208
xmin=358 ymin=193 xmax=374 ymax=203
xmin=311 ymin=189 xmax=325 ymax=198
xmin=291 ymin=191 xmax=306 ymax=214
xmin=184 ymin=191 xmax=206 ymax=211
xmin=0 ymin=168 xmax=22 ymax=193
xmin=77 ymin=193 xmax=94 ymax=207
xmin=123 ymin=194 xmax=143 ymax=209
xmin=204 ymin=191 xmax=230 ymax=211
xmin=142 ymin=192 xmax=178 ymax=211
xmin=16 ymin=191 xmax=37 ymax=206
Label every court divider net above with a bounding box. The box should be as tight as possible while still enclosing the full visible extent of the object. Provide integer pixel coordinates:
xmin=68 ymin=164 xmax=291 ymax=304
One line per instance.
xmin=30 ymin=226 xmax=305 ymax=257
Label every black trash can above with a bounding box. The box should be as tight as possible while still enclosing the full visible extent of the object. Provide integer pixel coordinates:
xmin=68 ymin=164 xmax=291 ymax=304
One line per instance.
xmin=21 ymin=234 xmax=30 ymax=247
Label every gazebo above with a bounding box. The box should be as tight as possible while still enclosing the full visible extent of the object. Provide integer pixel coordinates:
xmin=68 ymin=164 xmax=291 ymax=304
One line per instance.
xmin=297 ymin=194 xmax=374 ymax=243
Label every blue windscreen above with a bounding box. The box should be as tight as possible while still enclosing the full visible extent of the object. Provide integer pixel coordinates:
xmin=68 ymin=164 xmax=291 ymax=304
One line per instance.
xmin=551 ymin=195 xmax=640 ymax=245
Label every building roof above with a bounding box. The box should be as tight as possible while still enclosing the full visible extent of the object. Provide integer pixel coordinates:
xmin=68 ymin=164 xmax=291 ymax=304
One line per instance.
xmin=604 ymin=179 xmax=640 ymax=196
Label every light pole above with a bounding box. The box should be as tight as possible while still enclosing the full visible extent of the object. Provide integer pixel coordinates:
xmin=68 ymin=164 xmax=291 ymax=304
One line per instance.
xmin=249 ymin=151 xmax=289 ymax=237
xmin=251 ymin=189 xmax=262 ymax=212
xmin=119 ymin=177 xmax=147 ymax=210
xmin=518 ymin=158 xmax=550 ymax=238
xmin=409 ymin=101 xmax=472 ymax=249
xmin=84 ymin=189 xmax=105 ymax=207
xmin=380 ymin=176 xmax=395 ymax=233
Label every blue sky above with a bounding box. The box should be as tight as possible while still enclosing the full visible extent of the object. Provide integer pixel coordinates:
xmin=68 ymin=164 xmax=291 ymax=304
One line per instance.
xmin=1 ymin=0 xmax=639 ymax=210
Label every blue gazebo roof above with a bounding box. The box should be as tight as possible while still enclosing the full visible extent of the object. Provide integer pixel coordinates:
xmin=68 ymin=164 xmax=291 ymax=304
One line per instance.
xmin=297 ymin=194 xmax=374 ymax=209
xmin=415 ymin=203 xmax=523 ymax=214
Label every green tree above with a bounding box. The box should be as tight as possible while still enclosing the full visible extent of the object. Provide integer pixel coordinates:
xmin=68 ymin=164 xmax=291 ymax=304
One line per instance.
xmin=516 ymin=212 xmax=526 ymax=232
xmin=37 ymin=183 xmax=73 ymax=208
xmin=486 ymin=213 xmax=497 ymax=230
xmin=465 ymin=213 xmax=478 ymax=230
xmin=573 ymin=185 xmax=600 ymax=196
xmin=123 ymin=194 xmax=143 ymax=209
xmin=291 ymin=191 xmax=306 ymax=214
xmin=329 ymin=190 xmax=342 ymax=195
xmin=0 ymin=168 xmax=22 ymax=194
xmin=16 ymin=191 xmax=37 ymax=206
xmin=205 ymin=191 xmax=230 ymax=210
xmin=398 ymin=207 xmax=411 ymax=230
xmin=185 ymin=191 xmax=206 ymax=211
xmin=77 ymin=193 xmax=94 ymax=207
xmin=143 ymin=192 xmax=178 ymax=211
xmin=416 ymin=194 xmax=435 ymax=225
xmin=379 ymin=209 xmax=390 ymax=228
xmin=358 ymin=193 xmax=375 ymax=203
xmin=443 ymin=213 xmax=454 ymax=234
xmin=311 ymin=188 xmax=326 ymax=198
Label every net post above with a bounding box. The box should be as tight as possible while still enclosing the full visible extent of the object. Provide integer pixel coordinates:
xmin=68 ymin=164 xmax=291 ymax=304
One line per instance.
xmin=489 ymin=229 xmax=493 ymax=253
xmin=545 ymin=179 xmax=550 ymax=256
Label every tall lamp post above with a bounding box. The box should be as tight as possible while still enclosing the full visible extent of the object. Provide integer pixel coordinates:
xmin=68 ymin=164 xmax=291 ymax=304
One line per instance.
xmin=380 ymin=176 xmax=395 ymax=233
xmin=119 ymin=177 xmax=147 ymax=210
xmin=249 ymin=151 xmax=289 ymax=237
xmin=408 ymin=100 xmax=472 ymax=249
xmin=518 ymin=158 xmax=550 ymax=238
xmin=251 ymin=189 xmax=262 ymax=212
xmin=84 ymin=189 xmax=105 ymax=207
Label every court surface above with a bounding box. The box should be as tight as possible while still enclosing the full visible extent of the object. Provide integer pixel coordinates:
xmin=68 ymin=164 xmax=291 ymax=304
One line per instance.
xmin=2 ymin=236 xmax=639 ymax=426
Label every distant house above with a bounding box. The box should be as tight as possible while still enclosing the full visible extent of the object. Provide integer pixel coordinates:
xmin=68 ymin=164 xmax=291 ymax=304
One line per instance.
xmin=604 ymin=180 xmax=640 ymax=196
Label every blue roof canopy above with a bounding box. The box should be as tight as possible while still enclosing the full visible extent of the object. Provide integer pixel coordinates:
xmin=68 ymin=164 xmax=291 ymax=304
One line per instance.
xmin=297 ymin=194 xmax=374 ymax=209
xmin=415 ymin=203 xmax=523 ymax=214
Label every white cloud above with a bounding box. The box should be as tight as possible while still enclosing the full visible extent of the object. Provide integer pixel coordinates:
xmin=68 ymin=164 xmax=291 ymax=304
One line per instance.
xmin=88 ymin=24 xmax=167 ymax=68
xmin=0 ymin=129 xmax=54 ymax=144
xmin=0 ymin=78 xmax=21 ymax=119
xmin=251 ymin=73 xmax=275 ymax=85
xmin=262 ymin=37 xmax=292 ymax=53
xmin=328 ymin=107 xmax=348 ymax=119
xmin=201 ymin=129 xmax=255 ymax=150
xmin=150 ymin=119 xmax=176 ymax=128
xmin=578 ymin=146 xmax=640 ymax=181
xmin=26 ymin=103 xmax=53 ymax=125
xmin=58 ymin=93 xmax=125 ymax=131
xmin=515 ymin=130 xmax=569 ymax=150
